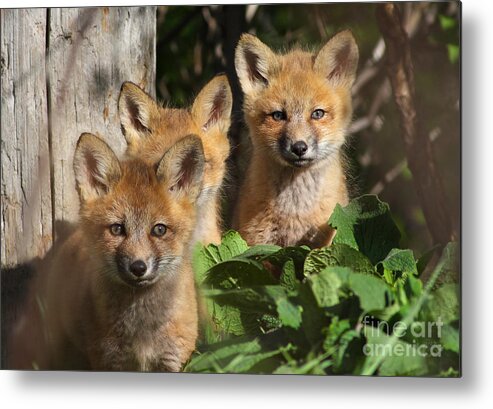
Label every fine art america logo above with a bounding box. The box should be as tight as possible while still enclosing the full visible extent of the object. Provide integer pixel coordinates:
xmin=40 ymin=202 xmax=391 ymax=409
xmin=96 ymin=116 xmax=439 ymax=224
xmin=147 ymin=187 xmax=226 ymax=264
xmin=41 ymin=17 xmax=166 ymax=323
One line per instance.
xmin=362 ymin=316 xmax=444 ymax=358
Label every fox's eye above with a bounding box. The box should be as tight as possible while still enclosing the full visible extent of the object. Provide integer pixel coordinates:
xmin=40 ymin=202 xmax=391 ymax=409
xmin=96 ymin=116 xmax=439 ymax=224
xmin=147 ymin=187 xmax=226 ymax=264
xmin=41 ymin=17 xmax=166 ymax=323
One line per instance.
xmin=271 ymin=111 xmax=286 ymax=121
xmin=311 ymin=109 xmax=325 ymax=120
xmin=151 ymin=223 xmax=167 ymax=237
xmin=109 ymin=224 xmax=125 ymax=236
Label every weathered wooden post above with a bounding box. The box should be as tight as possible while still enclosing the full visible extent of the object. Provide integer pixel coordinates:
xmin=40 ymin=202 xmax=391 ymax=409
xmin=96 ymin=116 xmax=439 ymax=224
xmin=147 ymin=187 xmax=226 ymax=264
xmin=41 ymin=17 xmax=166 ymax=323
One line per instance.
xmin=1 ymin=7 xmax=157 ymax=267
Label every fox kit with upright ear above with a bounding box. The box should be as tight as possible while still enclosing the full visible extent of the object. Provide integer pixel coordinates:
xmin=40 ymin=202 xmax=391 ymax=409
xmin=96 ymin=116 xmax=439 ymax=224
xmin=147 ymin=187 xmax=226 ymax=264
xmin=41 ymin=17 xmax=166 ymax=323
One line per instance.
xmin=118 ymin=76 xmax=232 ymax=245
xmin=9 ymin=133 xmax=205 ymax=371
xmin=234 ymin=30 xmax=359 ymax=247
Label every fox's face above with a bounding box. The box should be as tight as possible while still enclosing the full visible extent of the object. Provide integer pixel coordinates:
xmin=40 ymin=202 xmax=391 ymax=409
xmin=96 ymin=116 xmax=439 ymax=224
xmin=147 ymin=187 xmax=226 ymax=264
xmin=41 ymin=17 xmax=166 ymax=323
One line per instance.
xmin=73 ymin=133 xmax=205 ymax=288
xmin=235 ymin=30 xmax=358 ymax=168
xmin=117 ymin=76 xmax=232 ymax=204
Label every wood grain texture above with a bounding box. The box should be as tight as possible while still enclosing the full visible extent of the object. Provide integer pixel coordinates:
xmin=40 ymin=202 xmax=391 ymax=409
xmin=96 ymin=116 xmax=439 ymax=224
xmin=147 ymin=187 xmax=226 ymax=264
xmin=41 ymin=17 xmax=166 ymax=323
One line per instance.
xmin=1 ymin=9 xmax=52 ymax=266
xmin=1 ymin=7 xmax=156 ymax=266
xmin=48 ymin=7 xmax=156 ymax=223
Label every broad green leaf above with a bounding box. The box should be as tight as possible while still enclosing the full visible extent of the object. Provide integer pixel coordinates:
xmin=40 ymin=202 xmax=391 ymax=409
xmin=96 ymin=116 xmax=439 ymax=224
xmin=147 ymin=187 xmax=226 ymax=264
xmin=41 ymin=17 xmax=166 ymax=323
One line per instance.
xmin=363 ymin=325 xmax=428 ymax=376
xmin=349 ymin=273 xmax=391 ymax=312
xmin=307 ymin=269 xmax=341 ymax=308
xmin=209 ymin=303 xmax=244 ymax=336
xmin=280 ymin=259 xmax=299 ymax=293
xmin=440 ymin=324 xmax=459 ymax=353
xmin=329 ymin=195 xmax=401 ymax=264
xmin=205 ymin=258 xmax=277 ymax=289
xmin=304 ymin=243 xmax=375 ymax=276
xmin=239 ymin=244 xmax=282 ymax=259
xmin=379 ymin=248 xmax=417 ymax=286
xmin=186 ymin=338 xmax=263 ymax=372
xmin=276 ymin=297 xmax=303 ymax=329
xmin=421 ymin=283 xmax=459 ymax=324
xmin=218 ymin=230 xmax=249 ymax=259
xmin=204 ymin=286 xmax=281 ymax=314
xmin=266 ymin=246 xmax=310 ymax=273
xmin=193 ymin=230 xmax=249 ymax=283
xmin=222 ymin=348 xmax=285 ymax=373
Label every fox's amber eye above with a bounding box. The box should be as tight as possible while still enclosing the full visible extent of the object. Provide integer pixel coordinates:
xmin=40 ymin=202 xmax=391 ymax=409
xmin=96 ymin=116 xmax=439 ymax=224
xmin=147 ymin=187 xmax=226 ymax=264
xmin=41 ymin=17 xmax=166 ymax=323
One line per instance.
xmin=109 ymin=224 xmax=125 ymax=236
xmin=151 ymin=223 xmax=167 ymax=237
xmin=271 ymin=111 xmax=286 ymax=121
xmin=311 ymin=109 xmax=325 ymax=120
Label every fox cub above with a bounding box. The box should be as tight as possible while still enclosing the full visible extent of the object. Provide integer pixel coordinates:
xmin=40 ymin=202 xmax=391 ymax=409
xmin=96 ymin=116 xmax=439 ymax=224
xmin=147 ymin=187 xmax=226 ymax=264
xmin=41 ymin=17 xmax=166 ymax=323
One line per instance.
xmin=9 ymin=133 xmax=205 ymax=371
xmin=234 ymin=30 xmax=359 ymax=247
xmin=118 ymin=75 xmax=232 ymax=245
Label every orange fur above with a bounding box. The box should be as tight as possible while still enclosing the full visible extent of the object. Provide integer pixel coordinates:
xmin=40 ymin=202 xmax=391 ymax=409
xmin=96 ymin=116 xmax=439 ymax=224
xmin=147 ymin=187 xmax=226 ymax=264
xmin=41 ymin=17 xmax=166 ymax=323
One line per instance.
xmin=9 ymin=133 xmax=205 ymax=371
xmin=234 ymin=31 xmax=359 ymax=247
xmin=118 ymin=76 xmax=232 ymax=245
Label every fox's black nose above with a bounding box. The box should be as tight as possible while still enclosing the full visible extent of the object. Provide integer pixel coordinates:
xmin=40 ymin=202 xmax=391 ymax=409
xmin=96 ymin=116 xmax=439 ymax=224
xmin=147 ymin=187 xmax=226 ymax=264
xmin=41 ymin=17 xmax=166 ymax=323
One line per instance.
xmin=291 ymin=141 xmax=308 ymax=157
xmin=129 ymin=260 xmax=147 ymax=277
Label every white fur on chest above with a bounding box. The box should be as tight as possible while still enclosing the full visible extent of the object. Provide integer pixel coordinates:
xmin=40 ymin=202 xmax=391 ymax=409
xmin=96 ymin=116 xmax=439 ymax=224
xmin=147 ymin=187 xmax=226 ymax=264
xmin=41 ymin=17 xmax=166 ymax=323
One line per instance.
xmin=274 ymin=168 xmax=324 ymax=216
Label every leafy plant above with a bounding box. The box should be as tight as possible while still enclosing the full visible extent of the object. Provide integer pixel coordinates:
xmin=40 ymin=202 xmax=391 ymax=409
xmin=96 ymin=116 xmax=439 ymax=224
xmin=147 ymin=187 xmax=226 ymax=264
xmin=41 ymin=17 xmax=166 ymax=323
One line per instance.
xmin=187 ymin=195 xmax=460 ymax=376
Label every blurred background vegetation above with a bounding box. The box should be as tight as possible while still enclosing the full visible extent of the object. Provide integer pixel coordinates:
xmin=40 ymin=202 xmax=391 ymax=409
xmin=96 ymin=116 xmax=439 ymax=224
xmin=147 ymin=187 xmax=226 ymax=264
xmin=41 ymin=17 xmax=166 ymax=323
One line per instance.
xmin=155 ymin=2 xmax=460 ymax=256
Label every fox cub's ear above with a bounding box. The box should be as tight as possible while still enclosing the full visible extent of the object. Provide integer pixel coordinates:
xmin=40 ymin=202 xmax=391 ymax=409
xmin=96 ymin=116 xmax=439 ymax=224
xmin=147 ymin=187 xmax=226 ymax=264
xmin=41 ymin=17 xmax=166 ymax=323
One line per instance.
xmin=156 ymin=135 xmax=205 ymax=201
xmin=191 ymin=75 xmax=232 ymax=134
xmin=73 ymin=133 xmax=121 ymax=203
xmin=314 ymin=30 xmax=359 ymax=88
xmin=235 ymin=33 xmax=276 ymax=95
xmin=118 ymin=82 xmax=159 ymax=146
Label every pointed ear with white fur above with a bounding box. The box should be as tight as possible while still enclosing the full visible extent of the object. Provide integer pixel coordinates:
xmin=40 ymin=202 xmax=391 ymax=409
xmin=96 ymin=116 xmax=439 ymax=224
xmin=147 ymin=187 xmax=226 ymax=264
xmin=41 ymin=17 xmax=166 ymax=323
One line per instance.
xmin=314 ymin=30 xmax=359 ymax=88
xmin=235 ymin=33 xmax=277 ymax=95
xmin=191 ymin=75 xmax=232 ymax=133
xmin=73 ymin=133 xmax=121 ymax=203
xmin=118 ymin=81 xmax=159 ymax=146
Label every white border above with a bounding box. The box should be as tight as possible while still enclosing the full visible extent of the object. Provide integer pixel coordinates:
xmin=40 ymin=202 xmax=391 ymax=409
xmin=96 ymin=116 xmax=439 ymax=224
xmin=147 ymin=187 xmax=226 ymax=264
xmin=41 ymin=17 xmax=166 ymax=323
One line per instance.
xmin=2 ymin=0 xmax=493 ymax=407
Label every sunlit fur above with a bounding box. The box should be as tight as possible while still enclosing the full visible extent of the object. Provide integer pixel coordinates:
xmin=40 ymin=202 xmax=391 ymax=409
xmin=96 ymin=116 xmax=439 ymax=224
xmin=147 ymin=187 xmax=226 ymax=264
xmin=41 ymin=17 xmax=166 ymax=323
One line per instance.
xmin=119 ymin=75 xmax=232 ymax=245
xmin=234 ymin=30 xmax=359 ymax=247
xmin=8 ymin=134 xmax=204 ymax=372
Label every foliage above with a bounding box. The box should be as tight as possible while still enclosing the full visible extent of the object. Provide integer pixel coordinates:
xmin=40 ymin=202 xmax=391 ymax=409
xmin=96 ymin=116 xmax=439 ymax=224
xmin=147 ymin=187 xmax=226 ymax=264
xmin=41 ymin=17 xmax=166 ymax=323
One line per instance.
xmin=186 ymin=195 xmax=460 ymax=376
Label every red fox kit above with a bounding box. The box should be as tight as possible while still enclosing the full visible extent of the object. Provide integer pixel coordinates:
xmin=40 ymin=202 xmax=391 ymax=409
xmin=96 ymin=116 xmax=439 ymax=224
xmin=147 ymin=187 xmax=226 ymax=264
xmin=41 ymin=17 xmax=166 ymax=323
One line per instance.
xmin=234 ymin=30 xmax=359 ymax=247
xmin=9 ymin=133 xmax=205 ymax=371
xmin=118 ymin=75 xmax=232 ymax=245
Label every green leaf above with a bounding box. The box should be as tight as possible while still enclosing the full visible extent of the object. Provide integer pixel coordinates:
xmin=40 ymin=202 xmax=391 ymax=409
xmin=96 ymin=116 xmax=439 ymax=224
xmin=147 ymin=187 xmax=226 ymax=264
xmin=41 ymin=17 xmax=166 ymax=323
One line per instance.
xmin=239 ymin=244 xmax=282 ymax=260
xmin=222 ymin=348 xmax=284 ymax=373
xmin=440 ymin=325 xmax=459 ymax=353
xmin=208 ymin=303 xmax=245 ymax=336
xmin=204 ymin=286 xmax=281 ymax=314
xmin=363 ymin=325 xmax=428 ymax=376
xmin=360 ymin=244 xmax=458 ymax=376
xmin=193 ymin=230 xmax=249 ymax=283
xmin=349 ymin=273 xmax=391 ymax=312
xmin=307 ymin=269 xmax=341 ymax=308
xmin=186 ymin=338 xmax=263 ymax=372
xmin=276 ymin=297 xmax=303 ymax=329
xmin=379 ymin=248 xmax=417 ymax=285
xmin=421 ymin=283 xmax=459 ymax=324
xmin=265 ymin=246 xmax=310 ymax=272
xmin=329 ymin=195 xmax=401 ymax=264
xmin=380 ymin=248 xmax=417 ymax=274
xmin=279 ymin=259 xmax=299 ymax=293
xmin=205 ymin=258 xmax=277 ymax=289
xmin=304 ymin=243 xmax=375 ymax=276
